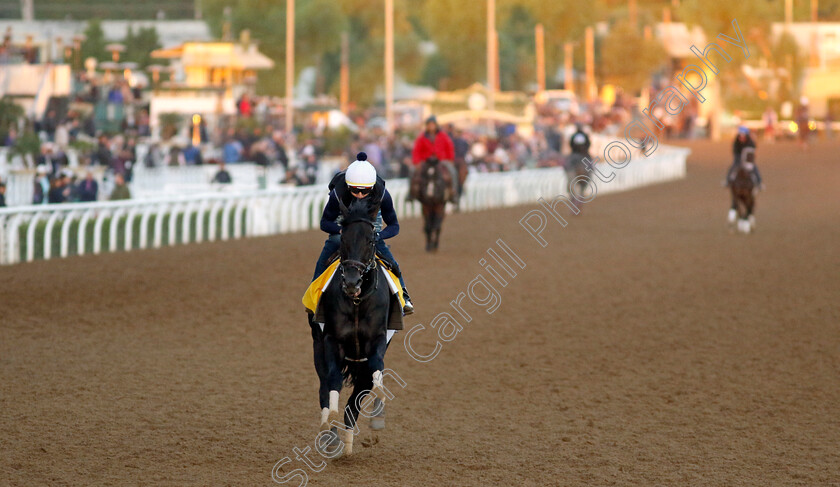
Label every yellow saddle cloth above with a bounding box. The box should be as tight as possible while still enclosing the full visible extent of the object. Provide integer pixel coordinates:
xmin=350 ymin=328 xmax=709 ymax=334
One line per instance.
xmin=303 ymin=259 xmax=405 ymax=314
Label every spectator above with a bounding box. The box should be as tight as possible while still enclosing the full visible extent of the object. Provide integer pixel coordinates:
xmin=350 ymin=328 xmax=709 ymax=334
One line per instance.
xmin=77 ymin=172 xmax=99 ymax=202
xmin=288 ymin=152 xmax=319 ymax=186
xmin=48 ymin=173 xmax=70 ymax=204
xmin=223 ymin=135 xmax=244 ymax=164
xmin=252 ymin=140 xmax=270 ymax=167
xmin=183 ymin=144 xmax=204 ymax=166
xmin=271 ymin=131 xmax=289 ymax=169
xmin=109 ymin=173 xmax=131 ymax=201
xmin=93 ymin=136 xmax=113 ymax=167
xmin=36 ymin=143 xmax=65 ymax=177
xmin=0 ymin=179 xmax=6 ymax=207
xmin=212 ymin=161 xmax=232 ymax=184
xmin=4 ymin=126 xmax=16 ymax=147
xmin=137 ymin=109 xmax=151 ymax=137
xmin=33 ymin=165 xmax=49 ymax=204
xmin=40 ymin=109 xmax=59 ymax=142
xmin=54 ymin=120 xmax=70 ymax=150
xmin=237 ymin=94 xmax=252 ymax=118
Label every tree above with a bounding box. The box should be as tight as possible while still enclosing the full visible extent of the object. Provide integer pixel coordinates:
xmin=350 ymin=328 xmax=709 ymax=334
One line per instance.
xmin=420 ymin=0 xmax=488 ymax=90
xmin=519 ymin=0 xmax=605 ymax=89
xmin=79 ymin=18 xmax=108 ymax=63
xmin=0 ymin=97 xmax=24 ymax=144
xmin=599 ymin=21 xmax=666 ymax=94
xmin=123 ymin=26 xmax=162 ymax=69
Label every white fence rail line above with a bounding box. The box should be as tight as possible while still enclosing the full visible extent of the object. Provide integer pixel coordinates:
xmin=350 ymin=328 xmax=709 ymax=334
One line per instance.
xmin=0 ymin=146 xmax=689 ymax=265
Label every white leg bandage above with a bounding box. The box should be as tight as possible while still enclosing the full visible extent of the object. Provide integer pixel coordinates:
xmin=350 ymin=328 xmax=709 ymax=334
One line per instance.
xmin=372 ymin=370 xmax=383 ymax=390
xmin=329 ymin=390 xmax=340 ymax=412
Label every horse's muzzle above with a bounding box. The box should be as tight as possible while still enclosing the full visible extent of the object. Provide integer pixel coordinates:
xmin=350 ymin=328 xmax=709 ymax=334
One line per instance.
xmin=343 ymin=284 xmax=362 ymax=298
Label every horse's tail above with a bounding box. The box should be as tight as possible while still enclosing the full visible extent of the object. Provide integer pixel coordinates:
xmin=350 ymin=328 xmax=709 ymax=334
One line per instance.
xmin=342 ymin=359 xmax=369 ymax=389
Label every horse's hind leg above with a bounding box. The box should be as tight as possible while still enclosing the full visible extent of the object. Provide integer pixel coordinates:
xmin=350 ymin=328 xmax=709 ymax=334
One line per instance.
xmin=747 ymin=195 xmax=756 ymax=231
xmin=432 ymin=208 xmax=444 ymax=251
xmin=423 ymin=208 xmax=433 ymax=252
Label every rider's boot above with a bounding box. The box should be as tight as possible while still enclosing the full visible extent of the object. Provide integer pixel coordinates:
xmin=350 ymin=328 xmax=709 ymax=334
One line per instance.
xmin=402 ymin=288 xmax=415 ymax=315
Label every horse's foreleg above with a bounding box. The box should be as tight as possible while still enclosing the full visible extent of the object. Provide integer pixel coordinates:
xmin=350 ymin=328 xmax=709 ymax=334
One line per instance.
xmin=309 ymin=318 xmax=330 ymax=413
xmin=422 ymin=209 xmax=433 ymax=251
xmin=322 ymin=335 xmax=344 ymax=430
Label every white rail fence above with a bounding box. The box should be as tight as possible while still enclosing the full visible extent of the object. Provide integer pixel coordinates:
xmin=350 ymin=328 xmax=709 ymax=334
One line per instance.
xmin=0 ymin=146 xmax=689 ymax=265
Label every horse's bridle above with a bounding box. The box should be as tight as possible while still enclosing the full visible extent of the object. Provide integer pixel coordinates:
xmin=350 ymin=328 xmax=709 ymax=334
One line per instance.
xmin=339 ymin=218 xmax=379 ymax=302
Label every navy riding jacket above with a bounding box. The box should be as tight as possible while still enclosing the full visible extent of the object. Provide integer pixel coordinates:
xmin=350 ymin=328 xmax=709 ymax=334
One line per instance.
xmin=320 ymin=172 xmax=400 ymax=240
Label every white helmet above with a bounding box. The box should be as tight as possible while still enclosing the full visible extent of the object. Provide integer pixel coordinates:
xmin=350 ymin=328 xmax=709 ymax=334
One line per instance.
xmin=345 ymin=152 xmax=377 ymax=187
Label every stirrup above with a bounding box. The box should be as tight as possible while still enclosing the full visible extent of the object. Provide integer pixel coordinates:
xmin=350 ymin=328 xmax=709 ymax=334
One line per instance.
xmin=402 ymin=288 xmax=415 ymax=315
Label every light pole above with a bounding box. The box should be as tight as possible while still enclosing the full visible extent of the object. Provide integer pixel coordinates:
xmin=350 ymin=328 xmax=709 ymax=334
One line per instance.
xmin=535 ymin=24 xmax=545 ymax=94
xmin=385 ymin=0 xmax=394 ymax=135
xmin=285 ymin=0 xmax=295 ymax=140
xmin=487 ymin=0 xmax=496 ymax=113
xmin=340 ymin=32 xmax=349 ymax=114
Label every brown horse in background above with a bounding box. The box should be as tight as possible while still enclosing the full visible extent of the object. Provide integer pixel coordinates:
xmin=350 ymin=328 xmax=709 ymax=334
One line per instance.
xmin=731 ymin=161 xmax=757 ymax=234
xmin=410 ymin=157 xmax=455 ymax=252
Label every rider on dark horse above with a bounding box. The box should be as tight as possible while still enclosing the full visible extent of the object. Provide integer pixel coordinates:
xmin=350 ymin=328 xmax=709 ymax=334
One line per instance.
xmin=308 ymin=153 xmax=413 ymax=418
xmin=569 ymin=123 xmax=592 ymax=157
xmin=311 ymin=152 xmax=414 ymax=314
xmin=725 ymin=126 xmax=763 ymax=222
xmin=412 ymin=115 xmax=455 ymax=177
xmin=566 ymin=123 xmax=592 ymax=206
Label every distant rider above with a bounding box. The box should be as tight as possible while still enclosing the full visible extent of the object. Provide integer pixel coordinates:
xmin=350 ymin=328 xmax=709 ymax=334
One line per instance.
xmin=726 ymin=126 xmax=762 ymax=187
xmin=569 ymin=123 xmax=591 ymax=157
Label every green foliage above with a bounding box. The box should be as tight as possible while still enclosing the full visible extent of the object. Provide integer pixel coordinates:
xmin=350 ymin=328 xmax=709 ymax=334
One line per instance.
xmin=80 ymin=19 xmax=108 ymax=63
xmin=600 ymin=21 xmax=667 ymax=94
xmin=771 ymin=32 xmax=805 ymax=102
xmin=123 ymin=26 xmax=162 ymax=69
xmin=12 ymin=129 xmax=41 ymax=158
xmin=678 ymin=0 xmax=772 ymax=58
xmin=0 ymin=97 xmax=23 ymax=143
xmin=321 ymin=127 xmax=355 ymax=156
xmin=202 ymin=0 xmax=422 ymax=102
xmin=498 ymin=4 xmax=537 ymax=92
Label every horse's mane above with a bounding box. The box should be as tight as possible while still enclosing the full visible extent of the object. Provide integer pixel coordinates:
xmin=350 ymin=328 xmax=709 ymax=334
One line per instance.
xmin=343 ymin=197 xmax=378 ymax=226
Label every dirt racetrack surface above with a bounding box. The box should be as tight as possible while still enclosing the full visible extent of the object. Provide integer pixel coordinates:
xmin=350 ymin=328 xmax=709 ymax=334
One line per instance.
xmin=2 ymin=140 xmax=839 ymax=486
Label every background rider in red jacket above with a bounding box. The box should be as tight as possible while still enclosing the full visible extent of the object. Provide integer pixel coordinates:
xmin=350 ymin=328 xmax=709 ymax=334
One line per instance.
xmin=412 ymin=115 xmax=454 ymax=165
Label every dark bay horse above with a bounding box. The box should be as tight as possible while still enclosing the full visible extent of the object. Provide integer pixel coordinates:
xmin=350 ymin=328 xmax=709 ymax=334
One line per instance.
xmin=731 ymin=157 xmax=757 ymax=234
xmin=318 ymin=197 xmax=392 ymax=456
xmin=565 ymin=152 xmax=591 ymax=207
xmin=410 ymin=157 xmax=455 ymax=252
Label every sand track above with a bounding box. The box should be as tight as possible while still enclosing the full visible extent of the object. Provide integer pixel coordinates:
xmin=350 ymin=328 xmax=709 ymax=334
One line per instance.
xmin=2 ymin=140 xmax=839 ymax=486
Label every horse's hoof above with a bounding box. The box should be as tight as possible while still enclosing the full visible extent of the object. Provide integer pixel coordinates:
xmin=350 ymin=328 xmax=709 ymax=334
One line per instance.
xmin=339 ymin=428 xmax=354 ymax=456
xmin=370 ymin=417 xmax=386 ymax=430
xmin=316 ymin=426 xmax=343 ymax=457
xmin=370 ymin=398 xmax=386 ymax=431
xmin=361 ymin=432 xmax=379 ymax=448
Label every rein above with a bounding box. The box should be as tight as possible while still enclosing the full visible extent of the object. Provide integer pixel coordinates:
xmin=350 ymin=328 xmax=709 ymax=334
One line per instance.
xmin=338 ymin=216 xmax=380 ymax=363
